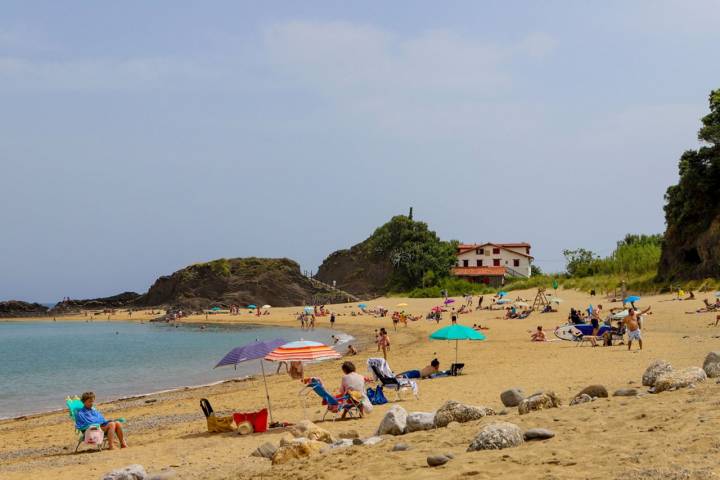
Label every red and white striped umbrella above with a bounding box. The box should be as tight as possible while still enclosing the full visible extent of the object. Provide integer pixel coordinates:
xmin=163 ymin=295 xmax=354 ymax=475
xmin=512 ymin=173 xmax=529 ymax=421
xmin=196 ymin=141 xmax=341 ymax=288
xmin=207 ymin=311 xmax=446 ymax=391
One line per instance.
xmin=264 ymin=340 xmax=341 ymax=362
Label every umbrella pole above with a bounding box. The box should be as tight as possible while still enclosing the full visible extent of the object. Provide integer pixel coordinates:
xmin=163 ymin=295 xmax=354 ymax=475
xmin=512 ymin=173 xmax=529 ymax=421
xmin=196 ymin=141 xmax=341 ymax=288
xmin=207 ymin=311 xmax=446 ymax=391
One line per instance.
xmin=259 ymin=360 xmax=274 ymax=425
xmin=455 ymin=339 xmax=458 ymax=365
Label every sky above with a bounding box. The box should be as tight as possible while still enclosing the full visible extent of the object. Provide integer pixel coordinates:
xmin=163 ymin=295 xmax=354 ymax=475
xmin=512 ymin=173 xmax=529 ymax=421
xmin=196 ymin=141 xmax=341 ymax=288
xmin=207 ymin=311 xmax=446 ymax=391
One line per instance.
xmin=2 ymin=1 xmax=719 ymax=302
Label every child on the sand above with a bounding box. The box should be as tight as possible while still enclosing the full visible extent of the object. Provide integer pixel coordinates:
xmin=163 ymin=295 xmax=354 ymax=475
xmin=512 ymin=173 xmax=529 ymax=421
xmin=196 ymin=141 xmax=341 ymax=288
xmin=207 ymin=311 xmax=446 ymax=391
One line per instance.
xmin=530 ymin=326 xmax=547 ymax=342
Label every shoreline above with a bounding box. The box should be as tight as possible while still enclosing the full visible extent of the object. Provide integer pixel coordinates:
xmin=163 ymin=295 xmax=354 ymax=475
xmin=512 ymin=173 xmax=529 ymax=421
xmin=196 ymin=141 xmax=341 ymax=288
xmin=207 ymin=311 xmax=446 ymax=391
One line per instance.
xmin=0 ymin=307 xmax=370 ymax=422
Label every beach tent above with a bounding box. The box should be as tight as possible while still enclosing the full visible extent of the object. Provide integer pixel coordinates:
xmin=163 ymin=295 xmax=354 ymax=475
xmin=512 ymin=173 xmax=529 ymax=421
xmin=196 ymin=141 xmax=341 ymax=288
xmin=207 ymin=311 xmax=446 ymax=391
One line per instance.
xmin=429 ymin=324 xmax=485 ymax=364
xmin=215 ymin=338 xmax=286 ymax=423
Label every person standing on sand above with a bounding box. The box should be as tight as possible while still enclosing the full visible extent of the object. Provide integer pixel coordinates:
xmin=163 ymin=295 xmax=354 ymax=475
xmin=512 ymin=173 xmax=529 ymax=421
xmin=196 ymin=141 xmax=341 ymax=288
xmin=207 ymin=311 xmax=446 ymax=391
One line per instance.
xmin=451 ymin=308 xmax=457 ymax=324
xmin=624 ymin=308 xmax=642 ymax=351
xmin=378 ymin=328 xmax=390 ymax=360
xmin=330 ymin=312 xmax=335 ymax=328
xmin=477 ymin=295 xmax=484 ymax=310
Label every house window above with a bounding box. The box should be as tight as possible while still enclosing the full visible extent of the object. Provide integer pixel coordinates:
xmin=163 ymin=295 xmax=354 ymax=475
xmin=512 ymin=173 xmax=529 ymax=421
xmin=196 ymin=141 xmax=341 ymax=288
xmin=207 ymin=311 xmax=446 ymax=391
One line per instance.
xmin=513 ymin=259 xmax=520 ymax=267
xmin=463 ymin=259 xmax=469 ymax=267
xmin=476 ymin=259 xmax=483 ymax=267
xmin=493 ymin=259 xmax=500 ymax=266
xmin=492 ymin=248 xmax=500 ymax=254
xmin=478 ymin=248 xmax=484 ymax=255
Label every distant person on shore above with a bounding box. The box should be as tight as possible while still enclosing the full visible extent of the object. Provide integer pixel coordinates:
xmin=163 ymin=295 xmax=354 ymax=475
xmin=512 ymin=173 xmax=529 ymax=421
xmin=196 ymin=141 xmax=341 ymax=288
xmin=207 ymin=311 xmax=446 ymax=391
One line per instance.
xmin=75 ymin=392 xmax=127 ymax=450
xmin=624 ymin=308 xmax=642 ymax=351
xmin=346 ymin=344 xmax=358 ymax=355
xmin=451 ymin=308 xmax=457 ymax=324
xmin=330 ymin=312 xmax=335 ymax=328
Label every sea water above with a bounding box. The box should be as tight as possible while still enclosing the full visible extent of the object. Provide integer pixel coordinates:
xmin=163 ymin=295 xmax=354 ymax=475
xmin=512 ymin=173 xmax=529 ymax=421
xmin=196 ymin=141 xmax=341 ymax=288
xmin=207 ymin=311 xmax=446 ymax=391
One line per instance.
xmin=0 ymin=321 xmax=344 ymax=418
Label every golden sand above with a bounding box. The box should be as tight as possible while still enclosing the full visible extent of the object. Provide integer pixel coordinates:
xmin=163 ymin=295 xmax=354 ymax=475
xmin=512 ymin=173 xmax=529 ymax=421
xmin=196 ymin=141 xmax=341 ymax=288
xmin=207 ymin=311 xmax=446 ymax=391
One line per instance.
xmin=1 ymin=288 xmax=720 ymax=479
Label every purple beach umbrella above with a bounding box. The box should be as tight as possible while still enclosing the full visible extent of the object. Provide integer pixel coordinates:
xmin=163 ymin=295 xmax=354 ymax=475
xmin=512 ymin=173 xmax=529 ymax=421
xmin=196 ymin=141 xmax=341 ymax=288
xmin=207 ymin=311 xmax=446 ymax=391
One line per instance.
xmin=444 ymin=298 xmax=455 ymax=305
xmin=215 ymin=338 xmax=286 ymax=423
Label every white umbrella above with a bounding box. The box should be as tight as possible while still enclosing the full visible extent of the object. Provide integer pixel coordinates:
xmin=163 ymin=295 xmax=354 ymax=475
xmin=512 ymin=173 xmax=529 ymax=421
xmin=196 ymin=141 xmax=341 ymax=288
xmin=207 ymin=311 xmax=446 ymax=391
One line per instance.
xmin=262 ymin=304 xmax=272 ymax=309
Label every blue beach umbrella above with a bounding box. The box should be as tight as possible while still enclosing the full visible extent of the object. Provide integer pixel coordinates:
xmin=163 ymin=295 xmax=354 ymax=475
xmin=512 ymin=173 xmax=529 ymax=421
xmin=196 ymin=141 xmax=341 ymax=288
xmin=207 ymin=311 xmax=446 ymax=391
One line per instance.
xmin=623 ymin=296 xmax=640 ymax=304
xmin=358 ymin=303 xmax=367 ymax=308
xmin=247 ymin=304 xmax=257 ymax=309
xmin=430 ymin=324 xmax=486 ymax=364
xmin=215 ymin=338 xmax=287 ymax=423
xmin=304 ymin=306 xmax=313 ymax=314
xmin=210 ymin=306 xmax=221 ymax=311
xmin=498 ymin=291 xmax=508 ymax=297
xmin=496 ymin=299 xmax=512 ymax=304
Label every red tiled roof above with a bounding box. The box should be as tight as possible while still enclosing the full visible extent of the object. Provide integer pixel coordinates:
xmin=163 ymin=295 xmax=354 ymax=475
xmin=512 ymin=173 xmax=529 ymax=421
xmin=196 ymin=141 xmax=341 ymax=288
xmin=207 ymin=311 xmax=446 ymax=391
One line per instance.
xmin=451 ymin=266 xmax=506 ymax=277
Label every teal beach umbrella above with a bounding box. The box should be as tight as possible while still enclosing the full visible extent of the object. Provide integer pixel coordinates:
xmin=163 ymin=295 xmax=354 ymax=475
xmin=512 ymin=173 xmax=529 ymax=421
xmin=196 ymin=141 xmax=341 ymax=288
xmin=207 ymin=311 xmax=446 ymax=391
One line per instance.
xmin=429 ymin=324 xmax=486 ymax=364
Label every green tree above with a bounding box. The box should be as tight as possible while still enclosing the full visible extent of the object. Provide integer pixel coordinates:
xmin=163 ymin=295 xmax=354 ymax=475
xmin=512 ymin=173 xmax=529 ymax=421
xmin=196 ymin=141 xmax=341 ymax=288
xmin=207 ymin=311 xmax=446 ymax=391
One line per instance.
xmin=562 ymin=248 xmax=600 ymax=277
xmin=366 ymin=215 xmax=458 ymax=290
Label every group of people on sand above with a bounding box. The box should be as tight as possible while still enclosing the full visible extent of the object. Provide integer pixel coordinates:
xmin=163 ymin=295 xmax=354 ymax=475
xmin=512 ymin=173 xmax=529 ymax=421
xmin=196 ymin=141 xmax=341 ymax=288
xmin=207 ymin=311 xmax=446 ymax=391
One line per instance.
xmin=297 ymin=312 xmax=316 ymax=330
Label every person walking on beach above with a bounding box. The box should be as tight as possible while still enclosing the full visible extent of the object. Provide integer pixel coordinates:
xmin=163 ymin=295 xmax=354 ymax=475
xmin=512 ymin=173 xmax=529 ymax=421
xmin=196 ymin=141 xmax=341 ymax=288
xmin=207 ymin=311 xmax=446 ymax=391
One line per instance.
xmin=330 ymin=312 xmax=335 ymax=328
xmin=451 ymin=308 xmax=457 ymax=324
xmin=378 ymin=328 xmax=390 ymax=360
xmin=624 ymin=308 xmax=642 ymax=351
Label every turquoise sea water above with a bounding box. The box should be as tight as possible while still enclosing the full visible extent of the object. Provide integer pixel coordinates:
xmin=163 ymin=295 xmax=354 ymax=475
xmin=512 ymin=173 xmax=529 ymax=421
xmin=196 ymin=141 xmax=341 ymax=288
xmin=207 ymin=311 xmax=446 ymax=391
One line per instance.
xmin=0 ymin=321 xmax=342 ymax=418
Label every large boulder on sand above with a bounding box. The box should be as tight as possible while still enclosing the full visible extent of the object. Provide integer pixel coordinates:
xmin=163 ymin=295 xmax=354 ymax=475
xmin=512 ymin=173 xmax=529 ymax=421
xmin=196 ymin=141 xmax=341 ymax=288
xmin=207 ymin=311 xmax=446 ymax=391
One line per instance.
xmin=405 ymin=412 xmax=436 ymax=433
xmin=102 ymin=465 xmax=147 ymax=480
xmin=500 ymin=388 xmax=524 ymax=407
xmin=702 ymin=352 xmax=720 ymax=378
xmin=467 ymin=422 xmax=524 ymax=451
xmin=575 ymin=385 xmax=608 ymax=399
xmin=518 ymin=392 xmax=561 ymax=415
xmin=434 ymin=400 xmax=495 ymax=427
xmin=653 ymin=367 xmax=707 ymax=393
xmin=289 ymin=419 xmax=334 ymax=443
xmin=642 ymin=360 xmax=673 ymax=387
xmin=376 ymin=405 xmax=408 ymax=436
xmin=272 ymin=439 xmax=326 ymax=465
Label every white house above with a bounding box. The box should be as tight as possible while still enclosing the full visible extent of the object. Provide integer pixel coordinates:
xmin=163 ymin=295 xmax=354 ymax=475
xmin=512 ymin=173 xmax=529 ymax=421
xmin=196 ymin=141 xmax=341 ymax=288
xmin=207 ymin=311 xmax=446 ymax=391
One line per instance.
xmin=451 ymin=242 xmax=533 ymax=286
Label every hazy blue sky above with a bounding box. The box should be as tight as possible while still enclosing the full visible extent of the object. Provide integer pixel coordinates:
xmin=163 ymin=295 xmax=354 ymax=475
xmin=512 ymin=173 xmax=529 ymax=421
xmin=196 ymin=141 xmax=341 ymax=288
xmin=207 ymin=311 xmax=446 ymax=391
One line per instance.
xmin=2 ymin=1 xmax=719 ymax=302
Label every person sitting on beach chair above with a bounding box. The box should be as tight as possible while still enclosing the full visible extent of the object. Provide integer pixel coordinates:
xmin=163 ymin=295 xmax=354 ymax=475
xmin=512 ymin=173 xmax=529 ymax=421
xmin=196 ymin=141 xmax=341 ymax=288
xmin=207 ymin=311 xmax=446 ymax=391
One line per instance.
xmin=70 ymin=392 xmax=126 ymax=451
xmin=367 ymin=358 xmax=419 ymax=400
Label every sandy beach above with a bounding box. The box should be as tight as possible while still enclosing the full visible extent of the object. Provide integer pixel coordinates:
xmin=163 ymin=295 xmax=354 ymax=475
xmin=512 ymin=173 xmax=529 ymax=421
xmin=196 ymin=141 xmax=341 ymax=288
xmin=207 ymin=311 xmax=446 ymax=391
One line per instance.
xmin=2 ymin=288 xmax=720 ymax=480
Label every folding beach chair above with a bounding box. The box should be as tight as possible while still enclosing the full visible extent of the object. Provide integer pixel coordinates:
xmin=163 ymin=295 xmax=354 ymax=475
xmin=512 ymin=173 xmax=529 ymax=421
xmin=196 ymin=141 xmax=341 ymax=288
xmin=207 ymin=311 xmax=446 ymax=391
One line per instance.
xmin=299 ymin=378 xmax=362 ymax=422
xmin=367 ymin=358 xmax=419 ymax=401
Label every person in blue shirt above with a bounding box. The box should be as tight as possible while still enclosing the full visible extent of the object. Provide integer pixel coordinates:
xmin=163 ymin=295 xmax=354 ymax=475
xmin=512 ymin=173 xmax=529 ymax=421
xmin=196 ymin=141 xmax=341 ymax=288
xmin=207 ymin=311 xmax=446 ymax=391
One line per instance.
xmin=76 ymin=392 xmax=127 ymax=449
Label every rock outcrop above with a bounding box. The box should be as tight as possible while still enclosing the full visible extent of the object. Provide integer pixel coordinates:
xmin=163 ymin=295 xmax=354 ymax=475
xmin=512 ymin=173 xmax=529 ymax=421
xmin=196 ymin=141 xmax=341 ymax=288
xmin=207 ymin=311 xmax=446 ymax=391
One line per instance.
xmin=50 ymin=292 xmax=140 ymax=313
xmin=135 ymin=258 xmax=343 ymax=310
xmin=315 ymin=238 xmax=393 ymax=298
xmin=0 ymin=300 xmax=49 ymax=318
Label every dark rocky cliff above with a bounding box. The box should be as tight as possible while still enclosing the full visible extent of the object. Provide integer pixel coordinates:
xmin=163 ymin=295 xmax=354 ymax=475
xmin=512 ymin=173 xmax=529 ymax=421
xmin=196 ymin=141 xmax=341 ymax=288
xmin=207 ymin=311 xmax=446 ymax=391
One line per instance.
xmin=658 ymin=89 xmax=720 ymax=281
xmin=134 ymin=257 xmax=340 ymax=310
xmin=0 ymin=301 xmax=49 ymax=318
xmin=315 ymin=241 xmax=392 ymax=298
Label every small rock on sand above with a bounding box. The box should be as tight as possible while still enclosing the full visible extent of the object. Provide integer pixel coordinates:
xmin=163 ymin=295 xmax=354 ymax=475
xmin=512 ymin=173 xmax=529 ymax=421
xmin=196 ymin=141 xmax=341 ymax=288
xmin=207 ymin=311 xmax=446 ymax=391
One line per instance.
xmin=251 ymin=442 xmax=277 ymax=459
xmin=523 ymin=428 xmax=555 ymax=441
xmin=653 ymin=367 xmax=707 ymax=393
xmin=376 ymin=405 xmax=408 ymax=436
xmin=467 ymin=422 xmax=524 ymax=451
xmin=500 ymin=388 xmax=525 ymax=407
xmin=702 ymin=351 xmax=720 ymax=378
xmin=427 ymin=454 xmax=450 ymax=467
xmin=289 ymin=419 xmax=334 ymax=443
xmin=613 ymin=388 xmax=639 ymax=397
xmin=392 ymin=443 xmax=410 ymax=452
xmin=570 ymin=394 xmax=592 ymax=406
xmin=642 ymin=360 xmax=673 ymax=387
xmin=102 ymin=464 xmax=147 ymax=480
xmin=272 ymin=440 xmax=326 ymax=465
xmin=405 ymin=412 xmax=435 ymax=433
xmin=518 ymin=392 xmax=561 ymax=415
xmin=576 ymin=385 xmax=608 ymax=398
xmin=338 ymin=430 xmax=360 ymax=439
xmin=434 ymin=400 xmax=495 ymax=427
xmin=363 ymin=436 xmax=383 ymax=446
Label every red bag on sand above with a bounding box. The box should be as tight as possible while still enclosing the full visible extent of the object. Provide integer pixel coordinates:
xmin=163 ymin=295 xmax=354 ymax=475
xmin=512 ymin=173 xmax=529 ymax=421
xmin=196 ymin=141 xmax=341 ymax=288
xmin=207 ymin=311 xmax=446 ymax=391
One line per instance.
xmin=233 ymin=408 xmax=268 ymax=433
